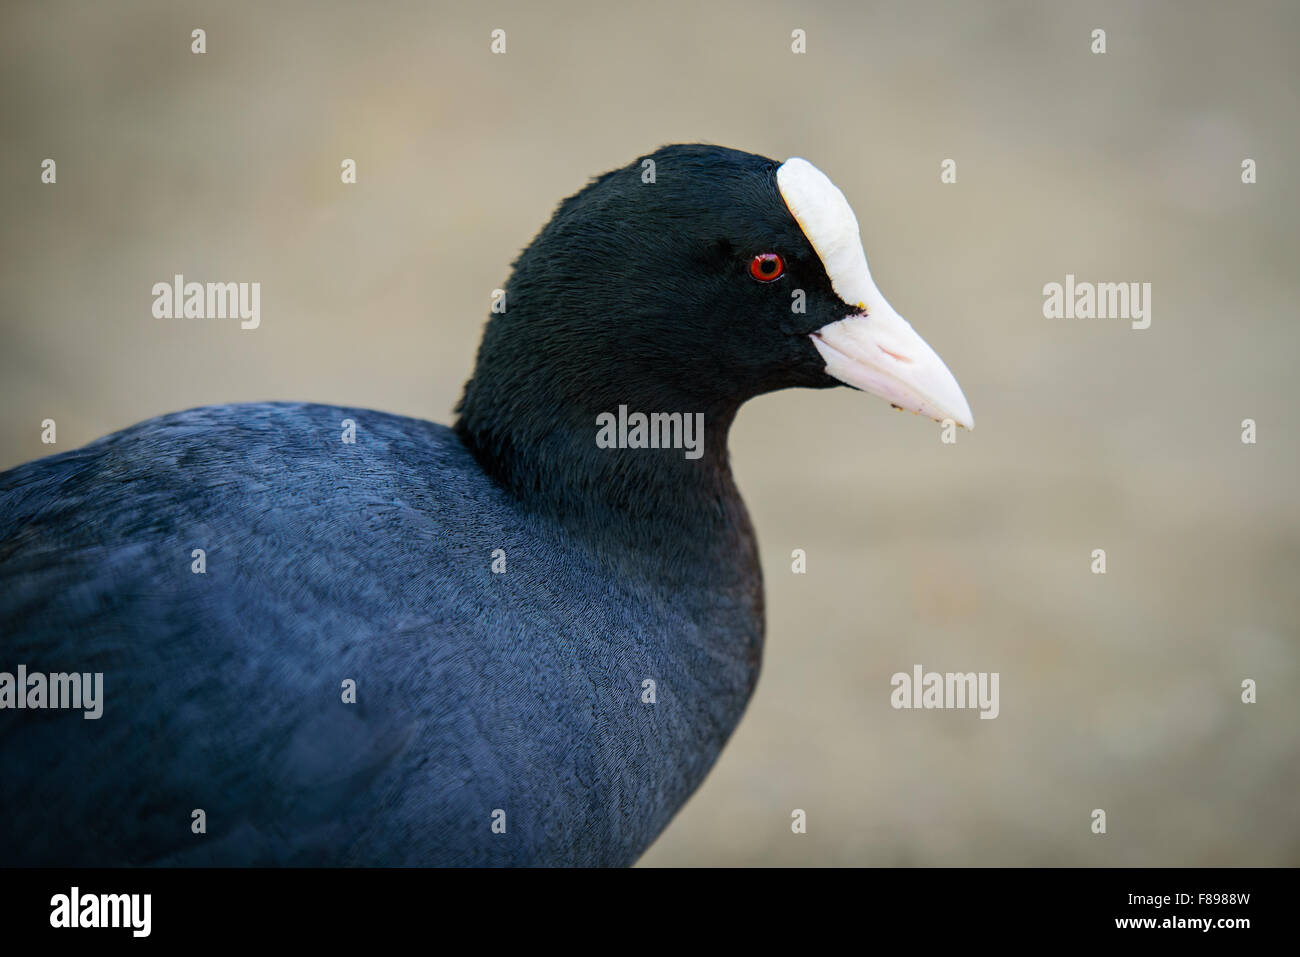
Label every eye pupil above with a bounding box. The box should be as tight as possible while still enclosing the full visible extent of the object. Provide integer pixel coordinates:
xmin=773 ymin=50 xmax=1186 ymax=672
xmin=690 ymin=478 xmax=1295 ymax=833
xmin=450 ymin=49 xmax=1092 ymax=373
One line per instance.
xmin=749 ymin=253 xmax=784 ymax=282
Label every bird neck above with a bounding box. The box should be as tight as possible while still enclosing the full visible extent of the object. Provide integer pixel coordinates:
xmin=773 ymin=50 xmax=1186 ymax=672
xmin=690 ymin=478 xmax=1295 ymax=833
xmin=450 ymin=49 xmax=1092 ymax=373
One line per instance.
xmin=454 ymin=360 xmax=753 ymax=569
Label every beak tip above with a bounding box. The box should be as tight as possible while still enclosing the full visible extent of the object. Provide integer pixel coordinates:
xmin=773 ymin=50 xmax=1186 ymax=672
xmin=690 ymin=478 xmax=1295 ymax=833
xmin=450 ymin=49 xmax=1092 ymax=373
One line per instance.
xmin=952 ymin=401 xmax=974 ymax=432
xmin=939 ymin=411 xmax=973 ymax=431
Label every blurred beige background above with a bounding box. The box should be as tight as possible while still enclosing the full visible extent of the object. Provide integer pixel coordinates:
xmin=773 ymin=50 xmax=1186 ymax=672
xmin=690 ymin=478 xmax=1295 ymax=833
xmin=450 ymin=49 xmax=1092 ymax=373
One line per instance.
xmin=2 ymin=0 xmax=1297 ymax=865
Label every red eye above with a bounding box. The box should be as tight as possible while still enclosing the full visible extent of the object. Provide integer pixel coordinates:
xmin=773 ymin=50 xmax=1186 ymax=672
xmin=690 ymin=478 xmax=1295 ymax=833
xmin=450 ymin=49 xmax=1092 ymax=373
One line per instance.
xmin=749 ymin=253 xmax=784 ymax=282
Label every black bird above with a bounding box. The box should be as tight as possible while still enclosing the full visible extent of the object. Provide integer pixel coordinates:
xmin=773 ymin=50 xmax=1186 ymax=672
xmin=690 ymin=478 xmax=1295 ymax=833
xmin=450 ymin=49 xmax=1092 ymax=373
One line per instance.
xmin=0 ymin=144 xmax=972 ymax=866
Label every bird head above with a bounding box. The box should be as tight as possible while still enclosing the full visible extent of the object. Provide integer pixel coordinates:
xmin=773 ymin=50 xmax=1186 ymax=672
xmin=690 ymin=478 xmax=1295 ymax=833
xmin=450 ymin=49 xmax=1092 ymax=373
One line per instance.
xmin=464 ymin=144 xmax=972 ymax=431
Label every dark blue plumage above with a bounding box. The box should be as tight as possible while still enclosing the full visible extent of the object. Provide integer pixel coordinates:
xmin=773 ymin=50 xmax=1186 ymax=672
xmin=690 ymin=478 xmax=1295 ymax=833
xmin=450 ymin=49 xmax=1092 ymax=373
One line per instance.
xmin=1 ymin=402 xmax=759 ymax=864
xmin=1 ymin=144 xmax=970 ymax=865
